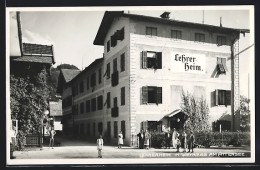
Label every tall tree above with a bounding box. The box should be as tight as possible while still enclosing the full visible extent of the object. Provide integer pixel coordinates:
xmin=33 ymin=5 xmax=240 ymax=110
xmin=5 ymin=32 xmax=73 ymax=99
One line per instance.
xmin=181 ymin=91 xmax=210 ymax=132
xmin=10 ymin=68 xmax=49 ymax=150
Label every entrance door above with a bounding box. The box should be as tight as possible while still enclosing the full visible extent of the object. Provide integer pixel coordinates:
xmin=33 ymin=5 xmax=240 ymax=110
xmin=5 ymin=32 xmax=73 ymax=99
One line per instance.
xmin=107 ymin=122 xmax=111 ymax=143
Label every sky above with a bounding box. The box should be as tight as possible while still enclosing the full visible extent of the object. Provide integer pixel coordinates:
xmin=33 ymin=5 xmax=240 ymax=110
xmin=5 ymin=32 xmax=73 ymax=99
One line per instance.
xmin=14 ymin=7 xmax=253 ymax=97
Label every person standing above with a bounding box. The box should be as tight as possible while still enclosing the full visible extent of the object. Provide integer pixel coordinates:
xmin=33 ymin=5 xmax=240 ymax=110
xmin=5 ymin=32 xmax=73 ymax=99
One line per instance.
xmin=188 ymin=131 xmax=195 ymax=153
xmin=97 ymin=135 xmax=104 ymax=158
xmin=144 ymin=130 xmax=151 ymax=149
xmin=49 ymin=128 xmax=56 ymax=149
xmin=165 ymin=130 xmax=171 ymax=149
xmin=137 ymin=130 xmax=144 ymax=149
xmin=118 ymin=131 xmax=123 ymax=149
xmin=181 ymin=131 xmax=187 ymax=152
xmin=172 ymin=128 xmax=179 ymax=149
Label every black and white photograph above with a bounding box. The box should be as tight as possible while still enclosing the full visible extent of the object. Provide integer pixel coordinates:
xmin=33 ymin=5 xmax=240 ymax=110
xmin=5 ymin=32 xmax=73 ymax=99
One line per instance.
xmin=6 ymin=6 xmax=255 ymax=165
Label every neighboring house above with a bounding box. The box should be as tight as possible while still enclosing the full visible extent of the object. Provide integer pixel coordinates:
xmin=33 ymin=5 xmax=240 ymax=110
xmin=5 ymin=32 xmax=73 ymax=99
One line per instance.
xmin=59 ymin=11 xmax=249 ymax=146
xmin=49 ymin=100 xmax=63 ymax=131
xmin=57 ymin=69 xmax=81 ymax=135
xmin=10 ymin=11 xmax=55 ymax=77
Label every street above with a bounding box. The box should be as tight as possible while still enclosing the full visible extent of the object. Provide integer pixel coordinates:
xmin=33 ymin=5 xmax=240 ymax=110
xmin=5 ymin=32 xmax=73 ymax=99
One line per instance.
xmin=13 ymin=136 xmax=251 ymax=159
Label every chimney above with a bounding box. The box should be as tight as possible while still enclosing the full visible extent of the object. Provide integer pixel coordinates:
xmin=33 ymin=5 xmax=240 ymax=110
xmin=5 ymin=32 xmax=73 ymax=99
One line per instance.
xmin=160 ymin=12 xmax=170 ymax=19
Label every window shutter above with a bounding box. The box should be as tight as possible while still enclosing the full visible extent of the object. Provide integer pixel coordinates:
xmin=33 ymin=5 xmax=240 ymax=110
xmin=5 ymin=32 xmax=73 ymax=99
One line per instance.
xmin=157 ymin=87 xmax=162 ymax=104
xmin=222 ymin=58 xmax=228 ymax=72
xmin=155 ymin=52 xmax=162 ymax=69
xmin=141 ymin=51 xmax=147 ymax=69
xmin=141 ymin=86 xmax=148 ymax=104
xmin=217 ymin=57 xmax=221 ymax=64
xmin=215 ymin=89 xmax=219 ymax=106
xmin=226 ymin=90 xmax=231 ymax=105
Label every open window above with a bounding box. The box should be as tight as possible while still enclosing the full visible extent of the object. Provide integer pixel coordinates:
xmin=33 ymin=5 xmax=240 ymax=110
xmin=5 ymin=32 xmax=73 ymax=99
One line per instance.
xmin=141 ymin=86 xmax=162 ymax=104
xmin=215 ymin=89 xmax=231 ymax=106
xmin=217 ymin=57 xmax=228 ymax=74
xmin=141 ymin=51 xmax=162 ymax=69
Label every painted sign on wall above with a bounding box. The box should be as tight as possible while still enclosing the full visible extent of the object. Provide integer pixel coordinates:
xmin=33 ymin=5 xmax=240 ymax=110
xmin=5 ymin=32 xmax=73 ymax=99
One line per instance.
xmin=171 ymin=52 xmax=205 ymax=74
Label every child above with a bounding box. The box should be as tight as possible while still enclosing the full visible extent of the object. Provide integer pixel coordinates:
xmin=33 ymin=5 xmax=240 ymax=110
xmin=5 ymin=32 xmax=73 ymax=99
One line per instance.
xmin=97 ymin=135 xmax=104 ymax=158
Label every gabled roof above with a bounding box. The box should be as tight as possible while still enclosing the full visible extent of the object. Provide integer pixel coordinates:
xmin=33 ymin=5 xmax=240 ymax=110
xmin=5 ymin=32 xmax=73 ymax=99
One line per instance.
xmin=12 ymin=56 xmax=53 ymax=64
xmin=61 ymin=69 xmax=81 ymax=83
xmin=71 ymin=58 xmax=104 ymax=82
xmin=94 ymin=11 xmax=250 ymax=45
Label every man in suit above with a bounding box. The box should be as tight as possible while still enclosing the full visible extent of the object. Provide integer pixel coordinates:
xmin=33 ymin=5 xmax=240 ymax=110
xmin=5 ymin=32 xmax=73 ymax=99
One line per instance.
xmin=137 ymin=130 xmax=144 ymax=149
xmin=165 ymin=130 xmax=171 ymax=149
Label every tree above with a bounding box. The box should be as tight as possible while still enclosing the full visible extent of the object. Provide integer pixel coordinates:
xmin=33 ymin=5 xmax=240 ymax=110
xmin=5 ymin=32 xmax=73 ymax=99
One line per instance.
xmin=181 ymin=91 xmax=210 ymax=132
xmin=240 ymin=95 xmax=250 ymax=132
xmin=10 ymin=68 xmax=49 ymax=150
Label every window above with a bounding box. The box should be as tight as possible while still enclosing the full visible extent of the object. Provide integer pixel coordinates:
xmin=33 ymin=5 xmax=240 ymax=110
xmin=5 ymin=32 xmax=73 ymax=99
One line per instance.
xmin=116 ymin=27 xmax=125 ymax=41
xmin=107 ymin=122 xmax=111 ymax=139
xmin=86 ymin=100 xmax=90 ymax=113
xmin=98 ymin=122 xmax=103 ymax=135
xmin=80 ymin=81 xmax=84 ymax=93
xmin=80 ymin=102 xmax=84 ymax=114
xmin=141 ymin=86 xmax=162 ymax=104
xmin=97 ymin=95 xmax=103 ymax=110
xmin=80 ymin=124 xmax=84 ymax=135
xmin=146 ymin=27 xmax=157 ymax=36
xmin=171 ymin=30 xmax=182 ymax=39
xmin=111 ymin=34 xmax=117 ymax=47
xmin=114 ymin=121 xmax=118 ymax=138
xmin=121 ymin=87 xmax=125 ymax=105
xmin=121 ymin=121 xmax=125 ymax=139
xmin=217 ymin=57 xmax=228 ymax=74
xmin=141 ymin=51 xmax=162 ymax=69
xmin=120 ymin=53 xmax=125 ymax=72
xmin=87 ymin=123 xmax=90 ymax=135
xmin=147 ymin=121 xmax=162 ymax=132
xmin=93 ymin=123 xmax=96 ymax=136
xmin=195 ymin=33 xmax=205 ymax=42
xmin=106 ymin=63 xmax=110 ymax=79
xmin=91 ymin=72 xmax=96 ymax=87
xmin=215 ymin=90 xmax=231 ymax=106
xmin=91 ymin=98 xmax=96 ymax=111
xmin=98 ymin=68 xmax=102 ymax=84
xmin=107 ymin=40 xmax=110 ymax=52
xmin=87 ymin=76 xmax=90 ymax=90
xmin=107 ymin=92 xmax=111 ymax=108
xmin=217 ymin=36 xmax=227 ymax=46
xmin=114 ymin=97 xmax=118 ymax=107
xmin=113 ymin=58 xmax=117 ymax=73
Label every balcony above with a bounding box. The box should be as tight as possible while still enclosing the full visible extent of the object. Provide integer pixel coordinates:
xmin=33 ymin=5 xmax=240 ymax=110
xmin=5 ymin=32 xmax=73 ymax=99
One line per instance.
xmin=111 ymin=107 xmax=119 ymax=117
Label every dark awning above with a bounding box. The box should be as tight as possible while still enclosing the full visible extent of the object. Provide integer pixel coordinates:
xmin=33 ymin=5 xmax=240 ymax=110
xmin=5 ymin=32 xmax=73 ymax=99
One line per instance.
xmin=164 ymin=109 xmax=188 ymax=118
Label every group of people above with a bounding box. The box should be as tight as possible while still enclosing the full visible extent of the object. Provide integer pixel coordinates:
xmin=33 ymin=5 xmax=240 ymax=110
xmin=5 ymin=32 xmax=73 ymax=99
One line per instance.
xmin=165 ymin=128 xmax=195 ymax=153
xmin=137 ymin=130 xmax=151 ymax=149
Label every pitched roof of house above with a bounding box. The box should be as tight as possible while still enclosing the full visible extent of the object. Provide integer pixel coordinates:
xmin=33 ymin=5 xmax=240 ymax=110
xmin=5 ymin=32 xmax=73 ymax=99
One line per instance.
xmin=61 ymin=69 xmax=81 ymax=83
xmin=12 ymin=56 xmax=53 ymax=64
xmin=94 ymin=11 xmax=250 ymax=45
xmin=71 ymin=58 xmax=104 ymax=82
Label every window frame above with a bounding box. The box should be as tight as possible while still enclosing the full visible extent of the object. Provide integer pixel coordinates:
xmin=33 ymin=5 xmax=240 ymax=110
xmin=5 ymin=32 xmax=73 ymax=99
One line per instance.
xmin=171 ymin=30 xmax=182 ymax=40
xmin=195 ymin=33 xmax=205 ymax=42
xmin=217 ymin=36 xmax=227 ymax=46
xmin=97 ymin=95 xmax=103 ymax=110
xmin=120 ymin=53 xmax=125 ymax=72
xmin=121 ymin=87 xmax=125 ymax=106
xmin=146 ymin=26 xmax=157 ymax=36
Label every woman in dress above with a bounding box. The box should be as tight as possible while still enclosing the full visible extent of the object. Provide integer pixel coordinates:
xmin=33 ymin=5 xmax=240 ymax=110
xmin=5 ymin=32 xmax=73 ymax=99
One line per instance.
xmin=118 ymin=131 xmax=123 ymax=148
xmin=172 ymin=128 xmax=179 ymax=149
xmin=97 ymin=135 xmax=104 ymax=158
xmin=144 ymin=130 xmax=151 ymax=149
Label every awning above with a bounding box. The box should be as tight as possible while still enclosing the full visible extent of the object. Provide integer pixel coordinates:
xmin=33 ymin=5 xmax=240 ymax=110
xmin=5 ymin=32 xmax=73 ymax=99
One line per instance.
xmin=164 ymin=109 xmax=188 ymax=118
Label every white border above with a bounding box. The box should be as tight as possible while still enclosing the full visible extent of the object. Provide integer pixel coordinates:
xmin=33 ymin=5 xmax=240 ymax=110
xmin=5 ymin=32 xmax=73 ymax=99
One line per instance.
xmin=6 ymin=5 xmax=255 ymax=165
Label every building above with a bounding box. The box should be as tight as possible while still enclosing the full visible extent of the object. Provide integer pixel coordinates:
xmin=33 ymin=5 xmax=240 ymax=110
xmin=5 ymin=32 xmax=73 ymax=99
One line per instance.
xmin=49 ymin=100 xmax=63 ymax=131
xmin=60 ymin=11 xmax=249 ymax=145
xmin=57 ymin=69 xmax=81 ymax=135
xmin=10 ymin=12 xmax=55 ymax=76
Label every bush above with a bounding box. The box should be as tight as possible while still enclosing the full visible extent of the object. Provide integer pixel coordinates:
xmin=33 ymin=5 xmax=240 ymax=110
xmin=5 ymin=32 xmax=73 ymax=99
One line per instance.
xmin=194 ymin=132 xmax=250 ymax=147
xmin=150 ymin=132 xmax=166 ymax=148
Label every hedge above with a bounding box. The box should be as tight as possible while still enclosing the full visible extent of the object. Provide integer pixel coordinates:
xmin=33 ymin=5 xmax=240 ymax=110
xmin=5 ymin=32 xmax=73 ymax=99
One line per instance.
xmin=150 ymin=131 xmax=250 ymax=148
